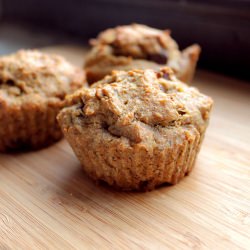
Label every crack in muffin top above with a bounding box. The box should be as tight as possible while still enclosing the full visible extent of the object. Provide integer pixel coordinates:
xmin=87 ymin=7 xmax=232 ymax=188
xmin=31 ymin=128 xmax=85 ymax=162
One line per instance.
xmin=0 ymin=50 xmax=85 ymax=101
xmin=66 ymin=68 xmax=213 ymax=144
xmin=90 ymin=24 xmax=179 ymax=64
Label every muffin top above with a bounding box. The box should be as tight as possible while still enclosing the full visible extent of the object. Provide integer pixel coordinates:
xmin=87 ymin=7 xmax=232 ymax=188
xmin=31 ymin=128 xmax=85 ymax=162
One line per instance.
xmin=89 ymin=24 xmax=179 ymax=65
xmin=0 ymin=50 xmax=85 ymax=102
xmin=65 ymin=68 xmax=213 ymax=144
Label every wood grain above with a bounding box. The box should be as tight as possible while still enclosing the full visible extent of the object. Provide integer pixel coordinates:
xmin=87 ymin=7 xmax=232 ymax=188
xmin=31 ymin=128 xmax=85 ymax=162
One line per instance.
xmin=0 ymin=45 xmax=249 ymax=250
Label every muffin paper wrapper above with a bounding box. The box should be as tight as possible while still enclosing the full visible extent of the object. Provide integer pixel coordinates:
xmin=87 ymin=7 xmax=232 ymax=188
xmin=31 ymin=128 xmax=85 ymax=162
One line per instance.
xmin=0 ymin=102 xmax=63 ymax=152
xmin=60 ymin=116 xmax=205 ymax=191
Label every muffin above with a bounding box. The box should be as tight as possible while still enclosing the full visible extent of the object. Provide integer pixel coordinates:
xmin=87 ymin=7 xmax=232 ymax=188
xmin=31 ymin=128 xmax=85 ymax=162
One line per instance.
xmin=0 ymin=49 xmax=86 ymax=152
xmin=84 ymin=24 xmax=201 ymax=84
xmin=58 ymin=68 xmax=213 ymax=191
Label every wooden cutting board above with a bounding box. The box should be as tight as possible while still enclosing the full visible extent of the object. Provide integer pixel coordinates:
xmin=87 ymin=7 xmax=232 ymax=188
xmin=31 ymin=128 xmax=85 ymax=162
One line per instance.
xmin=0 ymin=46 xmax=249 ymax=250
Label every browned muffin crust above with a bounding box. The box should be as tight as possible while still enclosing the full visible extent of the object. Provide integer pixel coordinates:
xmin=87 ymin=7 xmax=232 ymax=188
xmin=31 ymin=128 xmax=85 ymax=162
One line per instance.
xmin=58 ymin=68 xmax=213 ymax=191
xmin=0 ymin=49 xmax=86 ymax=152
xmin=84 ymin=24 xmax=200 ymax=84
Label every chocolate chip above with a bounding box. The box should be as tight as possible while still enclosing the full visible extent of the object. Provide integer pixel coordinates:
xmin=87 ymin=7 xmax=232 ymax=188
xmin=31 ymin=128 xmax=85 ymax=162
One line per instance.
xmin=102 ymin=122 xmax=109 ymax=130
xmin=147 ymin=50 xmax=168 ymax=64
xmin=162 ymin=72 xmax=170 ymax=80
xmin=178 ymin=110 xmax=186 ymax=115
xmin=156 ymin=71 xmax=170 ymax=81
xmin=6 ymin=79 xmax=15 ymax=86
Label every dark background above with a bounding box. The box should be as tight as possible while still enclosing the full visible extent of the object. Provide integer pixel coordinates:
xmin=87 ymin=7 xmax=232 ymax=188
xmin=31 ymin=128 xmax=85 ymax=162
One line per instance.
xmin=0 ymin=0 xmax=250 ymax=81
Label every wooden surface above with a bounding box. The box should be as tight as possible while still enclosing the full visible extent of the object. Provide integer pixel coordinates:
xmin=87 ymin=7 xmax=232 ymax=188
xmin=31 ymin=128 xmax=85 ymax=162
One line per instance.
xmin=0 ymin=46 xmax=250 ymax=250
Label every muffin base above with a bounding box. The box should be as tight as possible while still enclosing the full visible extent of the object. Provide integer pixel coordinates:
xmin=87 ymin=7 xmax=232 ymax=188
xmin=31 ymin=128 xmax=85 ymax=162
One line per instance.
xmin=85 ymin=44 xmax=200 ymax=84
xmin=0 ymin=98 xmax=63 ymax=152
xmin=58 ymin=109 xmax=205 ymax=191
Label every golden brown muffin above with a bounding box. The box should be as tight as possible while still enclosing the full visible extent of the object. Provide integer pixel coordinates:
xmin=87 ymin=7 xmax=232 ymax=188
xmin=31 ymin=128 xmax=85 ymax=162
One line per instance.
xmin=0 ymin=49 xmax=86 ymax=152
xmin=84 ymin=24 xmax=200 ymax=84
xmin=58 ymin=68 xmax=213 ymax=191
